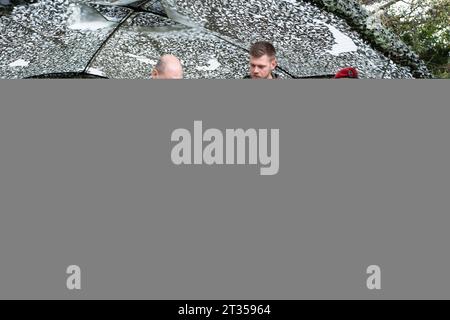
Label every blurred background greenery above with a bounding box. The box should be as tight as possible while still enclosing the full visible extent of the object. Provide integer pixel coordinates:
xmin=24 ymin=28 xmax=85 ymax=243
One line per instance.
xmin=361 ymin=0 xmax=449 ymax=78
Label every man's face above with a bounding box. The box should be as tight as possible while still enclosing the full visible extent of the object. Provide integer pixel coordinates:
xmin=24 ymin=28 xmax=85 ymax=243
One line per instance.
xmin=250 ymin=54 xmax=277 ymax=79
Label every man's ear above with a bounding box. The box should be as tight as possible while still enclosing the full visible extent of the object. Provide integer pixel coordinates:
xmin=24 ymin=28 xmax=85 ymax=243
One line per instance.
xmin=271 ymin=58 xmax=277 ymax=70
xmin=151 ymin=69 xmax=158 ymax=78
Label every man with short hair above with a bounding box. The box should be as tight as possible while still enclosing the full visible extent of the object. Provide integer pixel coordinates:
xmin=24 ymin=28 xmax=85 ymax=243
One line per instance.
xmin=244 ymin=41 xmax=279 ymax=79
xmin=151 ymin=54 xmax=183 ymax=79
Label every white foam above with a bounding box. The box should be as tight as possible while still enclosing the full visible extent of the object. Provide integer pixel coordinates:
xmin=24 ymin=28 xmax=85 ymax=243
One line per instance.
xmin=87 ymin=67 xmax=106 ymax=77
xmin=67 ymin=3 xmax=115 ymax=31
xmin=161 ymin=0 xmax=203 ymax=28
xmin=314 ymin=20 xmax=358 ymax=56
xmin=9 ymin=59 xmax=29 ymax=67
xmin=196 ymin=58 xmax=221 ymax=71
xmin=125 ymin=54 xmax=156 ymax=65
xmin=68 ymin=21 xmax=114 ymax=31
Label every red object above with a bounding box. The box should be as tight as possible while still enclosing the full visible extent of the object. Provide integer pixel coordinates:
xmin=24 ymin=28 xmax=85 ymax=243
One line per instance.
xmin=334 ymin=67 xmax=359 ymax=79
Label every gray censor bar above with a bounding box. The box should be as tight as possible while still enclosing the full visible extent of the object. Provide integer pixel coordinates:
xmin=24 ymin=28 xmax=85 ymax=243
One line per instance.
xmin=0 ymin=80 xmax=449 ymax=299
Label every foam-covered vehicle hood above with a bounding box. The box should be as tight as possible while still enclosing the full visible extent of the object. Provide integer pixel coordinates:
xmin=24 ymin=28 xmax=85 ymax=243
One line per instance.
xmin=0 ymin=0 xmax=432 ymax=78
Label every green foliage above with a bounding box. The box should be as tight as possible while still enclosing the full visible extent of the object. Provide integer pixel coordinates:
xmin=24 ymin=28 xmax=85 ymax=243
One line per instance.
xmin=380 ymin=0 xmax=450 ymax=78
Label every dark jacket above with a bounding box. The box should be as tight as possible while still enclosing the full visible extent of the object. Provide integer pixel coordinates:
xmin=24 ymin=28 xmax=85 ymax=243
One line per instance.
xmin=243 ymin=72 xmax=279 ymax=79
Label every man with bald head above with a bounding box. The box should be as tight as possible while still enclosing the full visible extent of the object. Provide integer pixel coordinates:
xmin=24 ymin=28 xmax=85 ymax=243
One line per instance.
xmin=151 ymin=54 xmax=183 ymax=79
